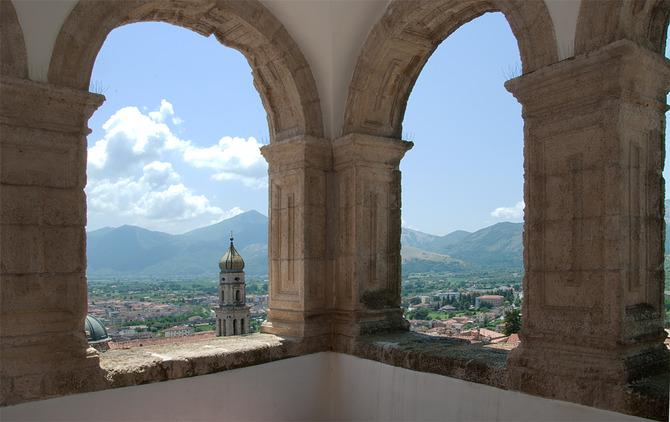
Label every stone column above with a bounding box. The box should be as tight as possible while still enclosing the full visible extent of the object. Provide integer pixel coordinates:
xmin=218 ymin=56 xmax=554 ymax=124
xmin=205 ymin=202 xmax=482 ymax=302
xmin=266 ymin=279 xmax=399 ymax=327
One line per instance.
xmin=505 ymin=40 xmax=669 ymax=412
xmin=0 ymin=76 xmax=105 ymax=405
xmin=330 ymin=134 xmax=412 ymax=341
xmin=260 ymin=136 xmax=331 ymax=339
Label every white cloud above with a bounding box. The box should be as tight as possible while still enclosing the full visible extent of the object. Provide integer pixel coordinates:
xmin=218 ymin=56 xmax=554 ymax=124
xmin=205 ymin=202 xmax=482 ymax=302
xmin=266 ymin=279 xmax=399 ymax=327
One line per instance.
xmin=490 ymin=201 xmax=525 ymax=219
xmin=85 ymin=100 xmax=263 ymax=233
xmin=139 ymin=161 xmax=180 ymax=188
xmin=88 ymin=102 xmax=186 ymax=180
xmin=148 ymin=99 xmax=175 ymax=123
xmin=183 ymin=136 xmax=268 ymax=189
xmin=87 ymin=163 xmax=224 ymax=233
xmin=88 ymin=101 xmax=267 ymax=189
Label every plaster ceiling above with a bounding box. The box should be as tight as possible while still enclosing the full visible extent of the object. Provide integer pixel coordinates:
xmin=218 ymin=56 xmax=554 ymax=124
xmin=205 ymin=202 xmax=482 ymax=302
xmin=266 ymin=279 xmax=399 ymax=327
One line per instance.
xmin=260 ymin=0 xmax=391 ymax=140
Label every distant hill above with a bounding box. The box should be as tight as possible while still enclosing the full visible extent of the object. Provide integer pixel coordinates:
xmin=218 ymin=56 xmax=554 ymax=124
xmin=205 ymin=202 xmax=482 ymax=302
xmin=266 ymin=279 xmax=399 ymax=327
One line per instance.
xmin=402 ymin=222 xmax=523 ymax=269
xmin=87 ymin=211 xmax=269 ymax=278
xmin=401 ymin=228 xmax=441 ymax=250
xmin=435 ymin=222 xmax=523 ymax=268
xmin=87 ymin=211 xmax=525 ymax=279
xmin=401 ymin=245 xmax=478 ymax=274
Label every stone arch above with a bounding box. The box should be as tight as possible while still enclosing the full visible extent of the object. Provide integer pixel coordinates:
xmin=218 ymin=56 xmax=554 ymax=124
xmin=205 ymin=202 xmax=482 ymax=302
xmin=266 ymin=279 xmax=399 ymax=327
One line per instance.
xmin=48 ymin=0 xmax=323 ymax=142
xmin=0 ymin=0 xmax=29 ymax=78
xmin=575 ymin=0 xmax=670 ymax=56
xmin=342 ymin=0 xmax=558 ymax=138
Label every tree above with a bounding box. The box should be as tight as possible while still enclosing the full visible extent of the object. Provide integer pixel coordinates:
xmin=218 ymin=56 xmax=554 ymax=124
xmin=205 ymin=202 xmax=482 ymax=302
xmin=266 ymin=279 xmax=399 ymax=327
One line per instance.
xmin=503 ymin=309 xmax=521 ymax=335
xmin=478 ymin=302 xmax=492 ymax=312
xmin=409 ymin=297 xmax=421 ymax=305
xmin=408 ymin=309 xmax=429 ymax=320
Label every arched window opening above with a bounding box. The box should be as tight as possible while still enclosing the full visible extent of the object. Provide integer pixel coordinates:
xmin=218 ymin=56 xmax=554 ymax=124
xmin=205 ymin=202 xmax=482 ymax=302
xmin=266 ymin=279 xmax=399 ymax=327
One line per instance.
xmin=236 ymin=290 xmax=241 ymax=302
xmin=241 ymin=318 xmax=246 ymax=334
xmin=85 ymin=22 xmax=270 ymax=347
xmin=400 ymin=12 xmax=524 ymax=337
xmin=233 ymin=319 xmax=238 ymax=335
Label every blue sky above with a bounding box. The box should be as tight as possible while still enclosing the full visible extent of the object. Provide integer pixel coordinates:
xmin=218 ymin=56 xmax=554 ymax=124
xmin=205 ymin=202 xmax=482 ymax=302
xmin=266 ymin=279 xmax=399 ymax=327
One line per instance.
xmin=87 ymin=14 xmax=669 ymax=237
xmin=88 ymin=22 xmax=269 ymax=234
xmin=401 ymin=13 xmax=523 ymax=235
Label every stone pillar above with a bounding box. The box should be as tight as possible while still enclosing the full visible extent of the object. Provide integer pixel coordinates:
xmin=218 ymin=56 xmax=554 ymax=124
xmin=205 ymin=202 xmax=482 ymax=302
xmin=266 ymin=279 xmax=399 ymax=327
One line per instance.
xmin=330 ymin=134 xmax=412 ymax=341
xmin=260 ymin=136 xmax=331 ymax=339
xmin=0 ymin=76 xmax=106 ymax=405
xmin=505 ymin=40 xmax=669 ymax=412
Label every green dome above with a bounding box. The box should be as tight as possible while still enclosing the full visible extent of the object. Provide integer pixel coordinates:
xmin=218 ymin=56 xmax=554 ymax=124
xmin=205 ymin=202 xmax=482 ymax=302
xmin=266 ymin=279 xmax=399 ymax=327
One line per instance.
xmin=85 ymin=315 xmax=110 ymax=343
xmin=219 ymin=237 xmax=245 ymax=271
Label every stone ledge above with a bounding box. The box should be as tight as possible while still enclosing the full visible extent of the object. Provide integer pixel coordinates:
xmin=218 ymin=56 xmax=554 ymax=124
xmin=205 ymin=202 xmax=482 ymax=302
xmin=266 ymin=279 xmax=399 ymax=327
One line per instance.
xmin=98 ymin=332 xmax=512 ymax=394
xmin=339 ymin=332 xmax=509 ymax=390
xmin=4 ymin=332 xmax=667 ymax=420
xmin=99 ymin=333 xmax=322 ymax=389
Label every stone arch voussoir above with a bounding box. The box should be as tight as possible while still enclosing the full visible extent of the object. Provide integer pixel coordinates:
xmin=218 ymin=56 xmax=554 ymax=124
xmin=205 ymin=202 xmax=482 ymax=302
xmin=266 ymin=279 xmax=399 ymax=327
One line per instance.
xmin=342 ymin=0 xmax=558 ymax=139
xmin=1 ymin=0 xmax=29 ymax=78
xmin=575 ymin=0 xmax=670 ymax=56
xmin=48 ymin=0 xmax=323 ymax=142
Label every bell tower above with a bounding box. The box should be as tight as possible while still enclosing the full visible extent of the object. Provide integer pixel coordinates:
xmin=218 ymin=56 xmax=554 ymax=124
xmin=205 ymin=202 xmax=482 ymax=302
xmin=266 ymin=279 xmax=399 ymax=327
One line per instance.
xmin=215 ymin=237 xmax=250 ymax=336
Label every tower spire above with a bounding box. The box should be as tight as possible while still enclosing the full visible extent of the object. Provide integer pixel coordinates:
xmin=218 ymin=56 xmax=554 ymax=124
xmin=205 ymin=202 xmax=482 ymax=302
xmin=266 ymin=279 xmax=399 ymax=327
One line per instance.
xmin=219 ymin=235 xmax=245 ymax=271
xmin=215 ymin=236 xmax=250 ymax=337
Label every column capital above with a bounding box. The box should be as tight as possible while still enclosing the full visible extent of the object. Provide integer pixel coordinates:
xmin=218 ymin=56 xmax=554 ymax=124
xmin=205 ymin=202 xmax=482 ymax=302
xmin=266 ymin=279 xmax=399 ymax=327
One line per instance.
xmin=0 ymin=75 xmax=105 ymax=135
xmin=505 ymin=39 xmax=670 ymax=116
xmin=261 ymin=135 xmax=332 ymax=173
xmin=333 ymin=133 xmax=413 ymax=171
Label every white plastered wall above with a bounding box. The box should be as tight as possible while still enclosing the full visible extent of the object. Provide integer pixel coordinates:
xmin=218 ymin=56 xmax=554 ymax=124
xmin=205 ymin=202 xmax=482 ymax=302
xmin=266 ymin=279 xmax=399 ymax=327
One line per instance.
xmin=0 ymin=352 xmax=645 ymax=421
xmin=10 ymin=0 xmax=581 ymax=140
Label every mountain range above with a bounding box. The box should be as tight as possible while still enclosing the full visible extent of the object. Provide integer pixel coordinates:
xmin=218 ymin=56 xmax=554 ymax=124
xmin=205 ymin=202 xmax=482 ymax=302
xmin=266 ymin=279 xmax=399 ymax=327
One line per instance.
xmin=88 ymin=203 xmax=670 ymax=279
xmin=87 ymin=210 xmax=525 ymax=278
xmin=87 ymin=210 xmax=269 ymax=278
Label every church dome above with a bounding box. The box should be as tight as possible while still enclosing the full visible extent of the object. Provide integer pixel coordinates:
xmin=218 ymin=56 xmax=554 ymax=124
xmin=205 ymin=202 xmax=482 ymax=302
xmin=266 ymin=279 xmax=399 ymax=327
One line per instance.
xmin=219 ymin=237 xmax=245 ymax=271
xmin=85 ymin=315 xmax=110 ymax=343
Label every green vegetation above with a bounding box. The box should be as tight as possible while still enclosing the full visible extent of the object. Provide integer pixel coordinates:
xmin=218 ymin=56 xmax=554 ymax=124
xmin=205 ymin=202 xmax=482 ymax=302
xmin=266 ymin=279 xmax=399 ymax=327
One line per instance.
xmin=503 ymin=309 xmax=521 ymax=335
xmin=119 ymin=306 xmax=210 ymax=331
xmin=400 ymin=270 xmax=522 ymax=297
xmin=88 ymin=277 xmax=268 ymax=300
xmin=250 ymin=314 xmax=267 ymax=333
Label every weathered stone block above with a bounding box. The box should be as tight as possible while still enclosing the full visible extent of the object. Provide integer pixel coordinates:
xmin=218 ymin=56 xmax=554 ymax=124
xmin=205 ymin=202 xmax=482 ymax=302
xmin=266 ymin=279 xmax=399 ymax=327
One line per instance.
xmin=0 ymin=273 xmax=86 ymax=315
xmin=1 ymin=225 xmax=85 ymax=274
xmin=42 ymin=364 xmax=106 ymax=398
xmin=0 ymin=185 xmax=85 ymax=226
xmin=0 ymin=331 xmax=90 ymax=379
xmin=1 ymin=225 xmax=41 ymax=274
xmin=13 ymin=374 xmax=43 ymax=401
xmin=0 ymin=126 xmax=86 ymax=189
